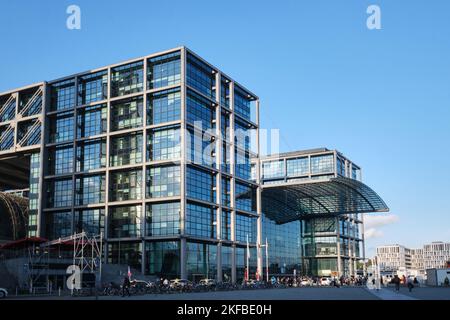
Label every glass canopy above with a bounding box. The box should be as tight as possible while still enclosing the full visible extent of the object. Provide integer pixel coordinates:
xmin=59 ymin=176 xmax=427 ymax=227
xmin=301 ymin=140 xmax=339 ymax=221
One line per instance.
xmin=261 ymin=177 xmax=389 ymax=224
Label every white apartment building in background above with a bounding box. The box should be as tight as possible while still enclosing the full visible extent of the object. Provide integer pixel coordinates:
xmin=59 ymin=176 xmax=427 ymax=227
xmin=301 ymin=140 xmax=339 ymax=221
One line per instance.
xmin=376 ymin=245 xmax=411 ymax=271
xmin=423 ymin=242 xmax=450 ymax=270
xmin=376 ymin=241 xmax=450 ymax=274
xmin=410 ymin=248 xmax=424 ymax=271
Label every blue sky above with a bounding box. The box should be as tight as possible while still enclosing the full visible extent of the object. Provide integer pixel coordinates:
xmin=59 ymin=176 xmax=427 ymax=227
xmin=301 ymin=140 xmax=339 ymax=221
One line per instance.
xmin=1 ymin=0 xmax=449 ymax=256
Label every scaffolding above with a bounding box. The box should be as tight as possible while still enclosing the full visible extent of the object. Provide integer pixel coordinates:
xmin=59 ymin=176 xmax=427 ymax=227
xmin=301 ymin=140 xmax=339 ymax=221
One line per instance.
xmin=40 ymin=232 xmax=103 ymax=287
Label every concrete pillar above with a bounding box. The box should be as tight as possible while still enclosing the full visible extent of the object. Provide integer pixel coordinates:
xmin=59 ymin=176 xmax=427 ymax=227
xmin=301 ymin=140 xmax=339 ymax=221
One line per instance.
xmin=336 ymin=216 xmax=342 ymax=277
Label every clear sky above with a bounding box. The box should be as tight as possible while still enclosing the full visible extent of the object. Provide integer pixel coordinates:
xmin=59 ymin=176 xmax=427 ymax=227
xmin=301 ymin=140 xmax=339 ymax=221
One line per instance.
xmin=1 ymin=0 xmax=449 ymax=256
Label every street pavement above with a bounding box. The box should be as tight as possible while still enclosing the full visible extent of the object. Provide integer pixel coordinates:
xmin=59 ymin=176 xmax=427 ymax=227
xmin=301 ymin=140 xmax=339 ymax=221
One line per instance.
xmin=7 ymin=286 xmax=450 ymax=300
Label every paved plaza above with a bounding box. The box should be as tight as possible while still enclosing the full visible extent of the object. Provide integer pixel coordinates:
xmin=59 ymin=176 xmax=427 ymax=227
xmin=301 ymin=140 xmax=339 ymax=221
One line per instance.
xmin=8 ymin=286 xmax=450 ymax=301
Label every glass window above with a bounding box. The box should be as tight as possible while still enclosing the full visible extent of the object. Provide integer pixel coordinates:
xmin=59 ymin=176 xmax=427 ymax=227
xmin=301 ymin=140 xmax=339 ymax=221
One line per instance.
xmin=49 ymin=112 xmax=74 ymax=143
xmin=108 ymin=242 xmax=142 ymax=271
xmin=222 ymin=210 xmax=231 ymax=240
xmin=186 ymin=203 xmax=216 ymax=239
xmin=221 ymin=177 xmax=231 ymax=207
xmin=187 ymin=54 xmax=215 ymax=99
xmin=76 ymin=139 xmax=107 ymax=171
xmin=287 ymin=157 xmax=309 ymax=177
xmin=0 ymin=94 xmax=16 ymax=122
xmin=187 ymin=90 xmax=215 ymax=131
xmin=75 ymin=209 xmax=105 ymax=236
xmin=110 ymin=133 xmax=143 ymax=166
xmin=147 ymin=88 xmax=181 ymax=125
xmin=49 ymin=145 xmax=73 ymax=175
xmin=221 ymin=79 xmax=230 ymax=108
xmin=109 ymin=205 xmax=142 ymax=238
xmin=145 ymin=241 xmax=179 ymax=277
xmin=235 ymin=214 xmax=257 ymax=243
xmin=234 ymin=120 xmax=251 ymax=151
xmin=110 ymin=96 xmax=143 ymax=131
xmin=146 ymin=202 xmax=180 ymax=236
xmin=235 ymin=148 xmax=251 ymax=180
xmin=186 ymin=127 xmax=215 ymax=168
xmin=75 ymin=174 xmax=105 ymax=205
xmin=262 ymin=160 xmax=284 ymax=179
xmin=46 ymin=211 xmax=72 ymax=239
xmin=221 ymin=112 xmax=230 ymax=142
xmin=311 ymin=154 xmax=334 ymax=174
xmin=186 ymin=242 xmax=217 ymax=280
xmin=147 ymin=165 xmax=180 ymax=198
xmin=186 ymin=166 xmax=216 ymax=203
xmin=147 ymin=126 xmax=181 ymax=161
xmin=50 ymin=79 xmax=75 ymax=111
xmin=234 ymin=86 xmax=251 ymax=121
xmin=147 ymin=52 xmax=181 ymax=89
xmin=111 ymin=61 xmax=144 ymax=97
xmin=110 ymin=170 xmax=143 ymax=201
xmin=221 ymin=142 xmax=230 ymax=173
xmin=78 ymin=71 xmax=108 ymax=105
xmin=19 ymin=88 xmax=42 ymax=117
xmin=235 ymin=182 xmax=256 ymax=212
xmin=77 ymin=104 xmax=107 ymax=138
xmin=48 ymin=178 xmax=73 ymax=208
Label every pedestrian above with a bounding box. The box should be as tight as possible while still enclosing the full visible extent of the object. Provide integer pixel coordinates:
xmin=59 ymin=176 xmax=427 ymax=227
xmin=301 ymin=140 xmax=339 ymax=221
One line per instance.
xmin=393 ymin=275 xmax=400 ymax=292
xmin=122 ymin=275 xmax=130 ymax=297
xmin=407 ymin=277 xmax=414 ymax=292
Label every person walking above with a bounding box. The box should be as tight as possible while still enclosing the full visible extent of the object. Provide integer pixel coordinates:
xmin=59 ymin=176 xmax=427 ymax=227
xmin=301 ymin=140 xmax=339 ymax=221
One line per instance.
xmin=393 ymin=275 xmax=400 ymax=292
xmin=407 ymin=276 xmax=414 ymax=292
xmin=122 ymin=275 xmax=131 ymax=297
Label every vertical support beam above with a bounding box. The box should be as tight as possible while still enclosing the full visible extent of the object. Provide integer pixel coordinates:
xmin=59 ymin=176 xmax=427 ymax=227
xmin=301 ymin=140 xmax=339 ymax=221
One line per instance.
xmin=255 ymin=99 xmax=263 ymax=279
xmin=361 ymin=213 xmax=367 ymax=276
xmin=179 ymin=47 xmax=187 ymax=280
xmin=71 ymin=77 xmax=79 ymax=236
xmin=38 ymin=84 xmax=49 ymax=237
xmin=215 ymin=71 xmax=223 ymax=282
xmin=336 ymin=216 xmax=342 ymax=277
xmin=141 ymin=58 xmax=148 ymax=275
xmin=229 ymin=81 xmax=236 ymax=284
xmin=13 ymin=93 xmax=18 ymax=149
xmin=104 ymin=67 xmax=112 ymax=263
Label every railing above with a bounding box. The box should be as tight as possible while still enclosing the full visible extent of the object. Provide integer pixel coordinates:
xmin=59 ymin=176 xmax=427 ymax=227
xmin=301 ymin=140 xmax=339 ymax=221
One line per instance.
xmin=19 ymin=88 xmax=42 ymax=117
xmin=0 ymin=94 xmax=16 ymax=121
xmin=18 ymin=120 xmax=41 ymax=147
xmin=0 ymin=125 xmax=14 ymax=148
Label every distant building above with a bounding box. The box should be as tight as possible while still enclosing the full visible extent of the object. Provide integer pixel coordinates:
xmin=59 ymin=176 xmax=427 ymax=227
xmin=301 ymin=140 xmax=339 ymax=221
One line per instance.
xmin=376 ymin=241 xmax=450 ymax=276
xmin=423 ymin=242 xmax=450 ymax=270
xmin=376 ymin=244 xmax=411 ymax=271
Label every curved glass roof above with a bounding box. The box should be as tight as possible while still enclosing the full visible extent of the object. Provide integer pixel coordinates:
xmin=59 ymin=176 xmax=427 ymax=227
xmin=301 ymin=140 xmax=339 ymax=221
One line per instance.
xmin=261 ymin=177 xmax=389 ymax=224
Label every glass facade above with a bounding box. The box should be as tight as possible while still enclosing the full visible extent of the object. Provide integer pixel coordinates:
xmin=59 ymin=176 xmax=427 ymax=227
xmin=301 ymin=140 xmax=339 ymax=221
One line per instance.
xmin=146 ymin=202 xmax=180 ymax=236
xmin=2 ymin=48 xmax=266 ymax=282
xmin=110 ymin=133 xmax=143 ymax=166
xmin=147 ymin=88 xmax=181 ymax=125
xmin=109 ymin=205 xmax=142 ymax=238
xmin=145 ymin=241 xmax=180 ymax=277
xmin=110 ymin=97 xmax=143 ymax=131
xmin=186 ymin=202 xmax=216 ymax=239
xmin=147 ymin=126 xmax=181 ymax=161
xmin=147 ymin=52 xmax=181 ymax=89
xmin=77 ymin=104 xmax=107 ymax=138
xmin=111 ymin=61 xmax=144 ymax=97
xmin=147 ymin=165 xmax=180 ymax=198
xmin=110 ymin=170 xmax=143 ymax=201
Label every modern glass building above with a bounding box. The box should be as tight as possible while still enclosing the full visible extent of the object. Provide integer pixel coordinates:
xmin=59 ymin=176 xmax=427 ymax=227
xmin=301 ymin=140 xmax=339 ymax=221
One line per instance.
xmin=252 ymin=148 xmax=388 ymax=278
xmin=0 ymin=47 xmax=261 ymax=283
xmin=0 ymin=47 xmax=388 ymax=283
